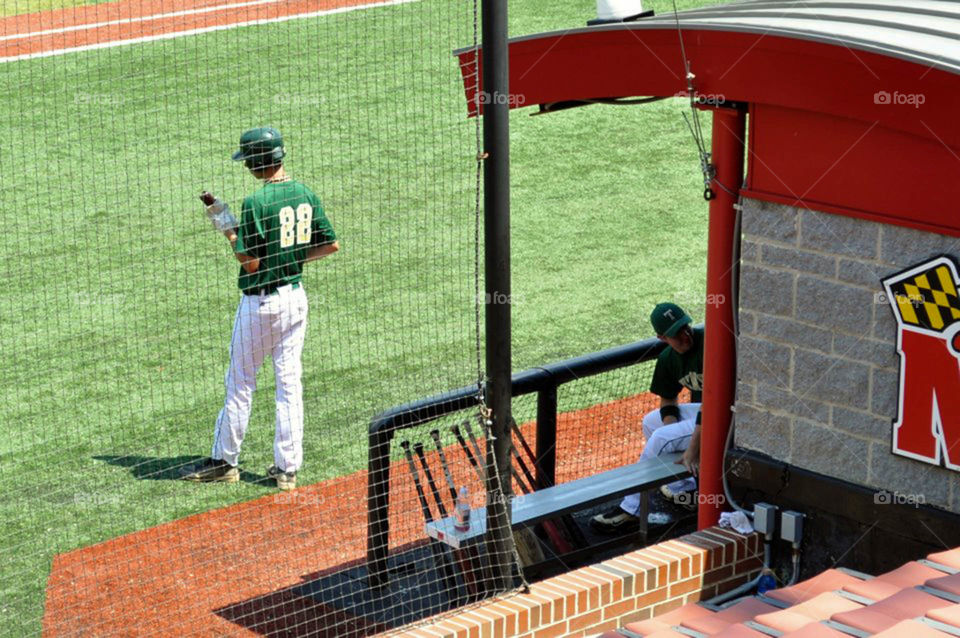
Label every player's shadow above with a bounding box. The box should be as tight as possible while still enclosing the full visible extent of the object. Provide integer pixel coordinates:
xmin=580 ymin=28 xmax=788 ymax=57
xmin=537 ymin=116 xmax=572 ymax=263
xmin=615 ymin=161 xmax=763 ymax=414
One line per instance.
xmin=93 ymin=455 xmax=267 ymax=485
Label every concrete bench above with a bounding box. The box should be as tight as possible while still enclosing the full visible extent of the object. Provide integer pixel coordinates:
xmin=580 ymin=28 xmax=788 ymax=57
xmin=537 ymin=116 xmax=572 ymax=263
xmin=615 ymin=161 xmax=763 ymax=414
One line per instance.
xmin=426 ymin=452 xmax=692 ymax=550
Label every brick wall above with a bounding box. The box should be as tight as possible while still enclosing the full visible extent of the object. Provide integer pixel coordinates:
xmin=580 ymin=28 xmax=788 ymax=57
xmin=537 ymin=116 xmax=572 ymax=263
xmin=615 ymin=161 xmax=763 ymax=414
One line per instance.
xmin=392 ymin=527 xmax=762 ymax=638
xmin=736 ymin=197 xmax=957 ymax=512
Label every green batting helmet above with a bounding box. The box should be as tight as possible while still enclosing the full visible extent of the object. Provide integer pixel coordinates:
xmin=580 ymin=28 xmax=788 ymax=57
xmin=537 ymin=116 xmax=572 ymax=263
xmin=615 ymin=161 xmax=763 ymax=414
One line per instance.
xmin=650 ymin=302 xmax=692 ymax=337
xmin=232 ymin=127 xmax=286 ymax=169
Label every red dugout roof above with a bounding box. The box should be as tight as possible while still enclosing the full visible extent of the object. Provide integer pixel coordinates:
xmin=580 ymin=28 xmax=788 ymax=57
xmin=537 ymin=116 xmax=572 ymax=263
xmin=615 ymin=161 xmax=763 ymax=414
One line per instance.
xmin=455 ymin=0 xmax=960 ymax=235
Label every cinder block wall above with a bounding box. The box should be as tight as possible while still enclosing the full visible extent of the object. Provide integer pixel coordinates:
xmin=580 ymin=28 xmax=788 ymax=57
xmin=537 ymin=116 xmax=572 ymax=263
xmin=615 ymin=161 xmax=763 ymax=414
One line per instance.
xmin=736 ymin=197 xmax=957 ymax=512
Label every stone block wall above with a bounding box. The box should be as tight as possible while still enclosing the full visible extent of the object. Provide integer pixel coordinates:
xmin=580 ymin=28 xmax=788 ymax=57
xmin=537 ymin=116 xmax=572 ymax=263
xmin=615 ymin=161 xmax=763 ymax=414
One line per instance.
xmin=736 ymin=197 xmax=958 ymax=512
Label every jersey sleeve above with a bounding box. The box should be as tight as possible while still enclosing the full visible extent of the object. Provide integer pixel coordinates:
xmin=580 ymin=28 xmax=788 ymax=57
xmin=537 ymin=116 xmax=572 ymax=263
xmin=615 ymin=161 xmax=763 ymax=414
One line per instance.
xmin=234 ymin=196 xmax=265 ymax=257
xmin=309 ymin=193 xmax=337 ymax=246
xmin=649 ymin=352 xmax=683 ymax=399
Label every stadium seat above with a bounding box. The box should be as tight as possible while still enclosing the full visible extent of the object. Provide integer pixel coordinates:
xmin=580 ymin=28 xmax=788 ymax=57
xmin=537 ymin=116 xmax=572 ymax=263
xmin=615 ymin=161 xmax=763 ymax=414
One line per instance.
xmin=929 ymin=550 xmax=960 ymax=570
xmin=843 ymin=562 xmax=945 ymax=601
xmin=926 ymin=603 xmax=960 ymax=628
xmin=681 ymin=598 xmax=780 ymax=634
xmin=713 ymin=623 xmax=769 ymax=638
xmin=623 ymin=603 xmax=714 ymax=635
xmin=926 ymin=574 xmax=960 ymax=597
xmin=831 ymin=588 xmax=953 ymax=633
xmin=767 ymin=569 xmax=867 ymax=605
xmin=872 ymin=619 xmax=956 ymax=638
xmin=754 ymin=592 xmax=864 ymax=632
xmin=780 ymin=622 xmax=851 ymax=638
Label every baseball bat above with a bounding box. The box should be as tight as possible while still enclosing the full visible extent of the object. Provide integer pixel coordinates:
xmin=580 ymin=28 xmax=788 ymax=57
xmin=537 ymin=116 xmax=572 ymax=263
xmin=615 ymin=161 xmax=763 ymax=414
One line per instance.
xmin=414 ymin=442 xmax=449 ymax=518
xmin=430 ymin=429 xmax=484 ymax=598
xmin=401 ymin=440 xmax=460 ymax=596
xmin=510 ymin=419 xmax=589 ymax=548
xmin=507 ymin=433 xmax=574 ymax=555
xmin=453 ymin=423 xmax=538 ymax=567
xmin=430 ymin=429 xmax=459 ymax=504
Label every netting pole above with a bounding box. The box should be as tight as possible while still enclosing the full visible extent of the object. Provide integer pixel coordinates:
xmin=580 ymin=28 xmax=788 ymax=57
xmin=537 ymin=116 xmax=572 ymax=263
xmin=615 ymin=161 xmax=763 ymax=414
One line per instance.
xmin=535 ymin=386 xmax=558 ymax=489
xmin=481 ymin=0 xmax=515 ymax=590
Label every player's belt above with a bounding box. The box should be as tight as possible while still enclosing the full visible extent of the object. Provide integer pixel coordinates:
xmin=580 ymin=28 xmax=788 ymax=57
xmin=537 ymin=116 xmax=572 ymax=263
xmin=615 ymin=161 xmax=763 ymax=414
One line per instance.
xmin=245 ymin=281 xmax=301 ymax=297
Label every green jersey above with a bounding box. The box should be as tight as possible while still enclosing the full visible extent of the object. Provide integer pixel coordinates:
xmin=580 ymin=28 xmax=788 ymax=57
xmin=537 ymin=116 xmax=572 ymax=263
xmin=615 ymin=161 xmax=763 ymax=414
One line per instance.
xmin=234 ymin=180 xmax=337 ymax=294
xmin=649 ymin=327 xmax=705 ymax=402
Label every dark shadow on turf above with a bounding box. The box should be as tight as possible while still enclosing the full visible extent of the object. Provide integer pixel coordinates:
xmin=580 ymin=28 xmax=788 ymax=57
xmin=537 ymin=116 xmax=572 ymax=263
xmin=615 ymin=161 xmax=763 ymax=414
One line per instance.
xmin=93 ymin=455 xmax=268 ymax=485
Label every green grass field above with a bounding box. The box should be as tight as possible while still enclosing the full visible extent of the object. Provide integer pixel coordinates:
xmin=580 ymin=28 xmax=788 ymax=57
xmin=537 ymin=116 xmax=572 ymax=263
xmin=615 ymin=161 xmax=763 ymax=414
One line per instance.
xmin=0 ymin=0 xmax=714 ymax=633
xmin=3 ymin=0 xmax=106 ymax=16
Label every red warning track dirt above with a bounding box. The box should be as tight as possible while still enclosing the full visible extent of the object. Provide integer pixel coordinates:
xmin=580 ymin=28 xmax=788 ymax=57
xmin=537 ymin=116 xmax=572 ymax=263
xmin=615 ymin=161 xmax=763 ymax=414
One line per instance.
xmin=0 ymin=0 xmax=399 ymax=59
xmin=43 ymin=392 xmax=661 ymax=636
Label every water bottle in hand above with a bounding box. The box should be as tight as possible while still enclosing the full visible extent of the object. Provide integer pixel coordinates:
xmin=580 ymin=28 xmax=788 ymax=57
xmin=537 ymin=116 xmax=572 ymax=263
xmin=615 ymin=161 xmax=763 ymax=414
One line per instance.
xmin=200 ymin=191 xmax=238 ymax=232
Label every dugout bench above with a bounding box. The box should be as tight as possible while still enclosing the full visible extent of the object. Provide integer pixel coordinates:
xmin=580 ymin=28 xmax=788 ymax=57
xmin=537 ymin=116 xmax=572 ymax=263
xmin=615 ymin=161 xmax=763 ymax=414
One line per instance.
xmin=426 ymin=452 xmax=692 ymax=552
xmin=366 ymin=331 xmax=702 ymax=588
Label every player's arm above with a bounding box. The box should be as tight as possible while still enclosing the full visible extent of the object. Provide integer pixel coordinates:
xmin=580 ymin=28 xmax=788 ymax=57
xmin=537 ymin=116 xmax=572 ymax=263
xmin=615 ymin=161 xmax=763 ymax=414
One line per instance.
xmin=305 ymin=240 xmax=339 ymax=263
xmin=229 ymin=197 xmax=264 ymax=273
xmin=680 ymin=420 xmax=702 ymax=475
xmin=658 ymin=395 xmax=680 ymax=424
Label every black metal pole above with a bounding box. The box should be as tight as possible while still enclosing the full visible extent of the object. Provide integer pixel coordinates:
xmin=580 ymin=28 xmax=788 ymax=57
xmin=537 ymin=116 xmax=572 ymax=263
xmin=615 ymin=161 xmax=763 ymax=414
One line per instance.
xmin=366 ymin=429 xmax=392 ymax=588
xmin=535 ymin=385 xmax=558 ymax=490
xmin=482 ymin=0 xmax=514 ymax=591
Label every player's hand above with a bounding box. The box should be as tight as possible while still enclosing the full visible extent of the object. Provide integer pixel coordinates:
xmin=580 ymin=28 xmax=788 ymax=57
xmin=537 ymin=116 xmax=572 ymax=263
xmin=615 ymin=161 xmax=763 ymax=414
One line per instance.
xmin=678 ymin=446 xmax=700 ymax=476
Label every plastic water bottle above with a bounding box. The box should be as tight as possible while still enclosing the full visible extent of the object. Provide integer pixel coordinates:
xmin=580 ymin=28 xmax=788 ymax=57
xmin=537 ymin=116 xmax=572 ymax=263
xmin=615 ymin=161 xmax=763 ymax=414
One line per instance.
xmin=200 ymin=191 xmax=238 ymax=232
xmin=454 ymin=486 xmax=471 ymax=532
xmin=757 ymin=569 xmax=777 ymax=595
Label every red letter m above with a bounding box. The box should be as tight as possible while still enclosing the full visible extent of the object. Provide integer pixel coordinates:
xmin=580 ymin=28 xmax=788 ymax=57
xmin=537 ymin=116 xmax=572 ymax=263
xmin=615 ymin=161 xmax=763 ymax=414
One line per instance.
xmin=894 ymin=328 xmax=960 ymax=470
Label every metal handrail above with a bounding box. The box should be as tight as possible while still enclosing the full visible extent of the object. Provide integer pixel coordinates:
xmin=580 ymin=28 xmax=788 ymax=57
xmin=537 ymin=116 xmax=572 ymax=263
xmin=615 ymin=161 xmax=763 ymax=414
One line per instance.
xmin=366 ymin=332 xmax=682 ymax=587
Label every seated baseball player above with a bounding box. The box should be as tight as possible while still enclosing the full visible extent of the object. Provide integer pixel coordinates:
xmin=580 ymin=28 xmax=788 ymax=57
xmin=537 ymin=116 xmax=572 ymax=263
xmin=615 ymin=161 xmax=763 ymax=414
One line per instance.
xmin=591 ymin=301 xmax=702 ymax=533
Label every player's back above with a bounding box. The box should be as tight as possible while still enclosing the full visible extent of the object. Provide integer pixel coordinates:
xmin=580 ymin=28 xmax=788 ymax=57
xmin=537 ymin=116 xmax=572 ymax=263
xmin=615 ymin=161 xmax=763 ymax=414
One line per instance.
xmin=237 ymin=180 xmax=334 ymax=293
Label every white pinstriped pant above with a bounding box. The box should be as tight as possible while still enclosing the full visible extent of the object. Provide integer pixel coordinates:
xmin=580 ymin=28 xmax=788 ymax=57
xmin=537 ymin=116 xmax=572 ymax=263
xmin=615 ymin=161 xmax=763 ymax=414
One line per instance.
xmin=620 ymin=402 xmax=700 ymax=515
xmin=212 ymin=284 xmax=308 ymax=472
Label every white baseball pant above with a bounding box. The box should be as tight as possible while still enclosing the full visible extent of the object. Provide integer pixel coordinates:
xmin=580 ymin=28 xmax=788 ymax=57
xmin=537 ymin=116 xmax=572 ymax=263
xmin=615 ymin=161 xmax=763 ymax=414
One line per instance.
xmin=211 ymin=283 xmax=308 ymax=473
xmin=620 ymin=402 xmax=700 ymax=515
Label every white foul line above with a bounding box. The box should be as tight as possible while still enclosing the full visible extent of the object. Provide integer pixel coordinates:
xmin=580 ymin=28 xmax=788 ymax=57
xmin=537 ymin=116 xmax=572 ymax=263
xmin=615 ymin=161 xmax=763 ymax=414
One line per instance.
xmin=1 ymin=0 xmax=291 ymax=43
xmin=0 ymin=0 xmax=417 ymax=63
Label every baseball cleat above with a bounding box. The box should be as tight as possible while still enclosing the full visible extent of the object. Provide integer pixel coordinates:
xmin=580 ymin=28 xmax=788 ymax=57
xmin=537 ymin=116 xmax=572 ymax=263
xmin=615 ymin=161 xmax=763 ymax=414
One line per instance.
xmin=590 ymin=506 xmax=640 ymax=533
xmin=266 ymin=465 xmax=296 ymax=491
xmin=660 ymin=484 xmax=698 ymax=511
xmin=179 ymin=457 xmax=239 ymax=483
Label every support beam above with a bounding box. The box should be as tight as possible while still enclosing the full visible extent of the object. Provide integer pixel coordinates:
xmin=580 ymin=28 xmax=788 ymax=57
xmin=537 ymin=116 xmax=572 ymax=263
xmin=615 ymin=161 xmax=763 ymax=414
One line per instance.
xmin=482 ymin=0 xmax=515 ymax=590
xmin=699 ymin=106 xmax=746 ymax=529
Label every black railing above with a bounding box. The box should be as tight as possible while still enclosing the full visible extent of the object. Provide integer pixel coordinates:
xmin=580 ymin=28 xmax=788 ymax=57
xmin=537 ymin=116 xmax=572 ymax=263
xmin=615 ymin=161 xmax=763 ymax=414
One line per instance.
xmin=366 ymin=334 xmax=673 ymax=588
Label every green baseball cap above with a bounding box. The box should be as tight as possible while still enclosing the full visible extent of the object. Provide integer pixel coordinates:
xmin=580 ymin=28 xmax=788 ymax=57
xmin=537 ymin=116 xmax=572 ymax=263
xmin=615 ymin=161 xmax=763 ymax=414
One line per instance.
xmin=650 ymin=302 xmax=692 ymax=337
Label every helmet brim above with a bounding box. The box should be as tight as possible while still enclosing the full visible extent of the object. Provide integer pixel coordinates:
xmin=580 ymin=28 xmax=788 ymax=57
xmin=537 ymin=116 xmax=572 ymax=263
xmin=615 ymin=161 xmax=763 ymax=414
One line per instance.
xmin=232 ymin=149 xmax=248 ymax=161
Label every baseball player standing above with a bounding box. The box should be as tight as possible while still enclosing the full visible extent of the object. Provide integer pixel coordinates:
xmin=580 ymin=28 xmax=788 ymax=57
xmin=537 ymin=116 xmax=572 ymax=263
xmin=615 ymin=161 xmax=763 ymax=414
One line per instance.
xmin=591 ymin=302 xmax=702 ymax=532
xmin=181 ymin=127 xmax=338 ymax=491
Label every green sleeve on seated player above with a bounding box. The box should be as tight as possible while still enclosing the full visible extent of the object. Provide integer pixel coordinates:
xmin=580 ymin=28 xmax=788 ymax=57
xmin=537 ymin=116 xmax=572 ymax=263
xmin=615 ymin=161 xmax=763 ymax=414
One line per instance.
xmin=649 ymin=350 xmax=683 ymax=398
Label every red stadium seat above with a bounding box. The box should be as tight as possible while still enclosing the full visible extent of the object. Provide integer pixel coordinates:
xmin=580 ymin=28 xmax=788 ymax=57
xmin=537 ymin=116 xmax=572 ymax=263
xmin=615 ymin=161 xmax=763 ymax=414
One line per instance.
xmin=926 ymin=573 xmax=960 ymax=597
xmin=872 ymin=619 xmax=955 ymax=638
xmin=623 ymin=603 xmax=714 ymax=635
xmin=767 ymin=569 xmax=866 ymax=605
xmin=926 ymin=603 xmax=960 ymax=628
xmin=832 ymin=588 xmax=952 ymax=634
xmin=929 ymin=550 xmax=960 ymax=570
xmin=843 ymin=562 xmax=944 ymax=601
xmin=681 ymin=599 xmax=780 ymax=635
xmin=754 ymin=592 xmax=863 ymax=633
xmin=780 ymin=623 xmax=850 ymax=638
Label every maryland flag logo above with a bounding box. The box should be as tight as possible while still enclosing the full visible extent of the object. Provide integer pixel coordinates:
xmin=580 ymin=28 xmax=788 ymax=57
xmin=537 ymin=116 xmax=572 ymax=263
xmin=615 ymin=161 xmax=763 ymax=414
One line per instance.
xmin=883 ymin=256 xmax=960 ymax=471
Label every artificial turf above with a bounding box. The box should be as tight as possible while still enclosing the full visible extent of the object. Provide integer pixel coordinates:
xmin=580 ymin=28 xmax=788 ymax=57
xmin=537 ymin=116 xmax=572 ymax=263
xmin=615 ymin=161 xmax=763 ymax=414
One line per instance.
xmin=0 ymin=0 xmax=714 ymax=633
